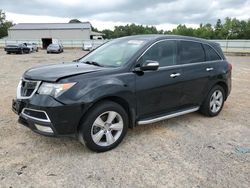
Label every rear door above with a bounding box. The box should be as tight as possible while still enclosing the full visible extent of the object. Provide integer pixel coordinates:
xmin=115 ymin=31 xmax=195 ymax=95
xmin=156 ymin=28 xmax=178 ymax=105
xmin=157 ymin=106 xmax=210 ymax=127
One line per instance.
xmin=177 ymin=40 xmax=212 ymax=107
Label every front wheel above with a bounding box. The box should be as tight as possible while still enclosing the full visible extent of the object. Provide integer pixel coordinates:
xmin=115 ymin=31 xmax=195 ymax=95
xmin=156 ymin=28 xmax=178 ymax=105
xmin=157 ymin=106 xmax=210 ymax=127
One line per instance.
xmin=200 ymin=85 xmax=225 ymax=117
xmin=79 ymin=101 xmax=128 ymax=152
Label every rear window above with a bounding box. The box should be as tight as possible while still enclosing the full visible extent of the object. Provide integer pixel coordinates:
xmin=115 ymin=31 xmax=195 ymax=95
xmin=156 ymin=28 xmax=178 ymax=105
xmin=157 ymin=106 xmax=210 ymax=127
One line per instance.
xmin=203 ymin=44 xmax=221 ymax=61
xmin=179 ymin=41 xmax=205 ymax=64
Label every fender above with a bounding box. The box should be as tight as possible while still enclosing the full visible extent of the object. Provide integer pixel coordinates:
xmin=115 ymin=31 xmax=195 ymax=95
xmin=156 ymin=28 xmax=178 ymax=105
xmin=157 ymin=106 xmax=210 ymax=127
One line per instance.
xmin=58 ymin=72 xmax=136 ymax=112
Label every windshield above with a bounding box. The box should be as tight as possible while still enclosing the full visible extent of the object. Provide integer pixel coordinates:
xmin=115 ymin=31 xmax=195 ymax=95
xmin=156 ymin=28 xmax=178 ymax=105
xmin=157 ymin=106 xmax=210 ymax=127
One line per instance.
xmin=79 ymin=39 xmax=146 ymax=67
xmin=49 ymin=44 xmax=59 ymax=47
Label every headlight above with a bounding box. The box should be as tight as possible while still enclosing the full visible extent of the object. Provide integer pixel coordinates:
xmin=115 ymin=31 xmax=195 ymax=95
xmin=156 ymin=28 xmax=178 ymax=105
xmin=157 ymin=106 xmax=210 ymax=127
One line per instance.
xmin=38 ymin=82 xmax=76 ymax=98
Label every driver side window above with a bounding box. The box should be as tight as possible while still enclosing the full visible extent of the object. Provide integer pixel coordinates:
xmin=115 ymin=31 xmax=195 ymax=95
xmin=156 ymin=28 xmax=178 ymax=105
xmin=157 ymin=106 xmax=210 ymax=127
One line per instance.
xmin=140 ymin=40 xmax=177 ymax=67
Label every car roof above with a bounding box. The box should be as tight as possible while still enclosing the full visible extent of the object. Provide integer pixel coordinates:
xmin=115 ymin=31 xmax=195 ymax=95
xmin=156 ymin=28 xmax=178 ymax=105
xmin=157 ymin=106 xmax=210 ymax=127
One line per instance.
xmin=119 ymin=34 xmax=210 ymax=43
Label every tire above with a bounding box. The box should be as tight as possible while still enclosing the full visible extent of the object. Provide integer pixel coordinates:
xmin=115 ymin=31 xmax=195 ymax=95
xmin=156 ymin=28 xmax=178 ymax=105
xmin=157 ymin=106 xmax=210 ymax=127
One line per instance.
xmin=79 ymin=101 xmax=128 ymax=152
xmin=200 ymin=85 xmax=225 ymax=117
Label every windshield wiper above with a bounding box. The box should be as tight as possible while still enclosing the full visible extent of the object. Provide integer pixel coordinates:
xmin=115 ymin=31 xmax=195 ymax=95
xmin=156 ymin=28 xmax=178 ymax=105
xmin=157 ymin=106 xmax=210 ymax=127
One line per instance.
xmin=82 ymin=61 xmax=103 ymax=67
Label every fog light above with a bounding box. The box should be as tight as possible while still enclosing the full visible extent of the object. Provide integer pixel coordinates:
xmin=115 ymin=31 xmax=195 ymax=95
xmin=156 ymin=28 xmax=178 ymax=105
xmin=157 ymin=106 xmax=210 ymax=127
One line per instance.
xmin=34 ymin=124 xmax=53 ymax=133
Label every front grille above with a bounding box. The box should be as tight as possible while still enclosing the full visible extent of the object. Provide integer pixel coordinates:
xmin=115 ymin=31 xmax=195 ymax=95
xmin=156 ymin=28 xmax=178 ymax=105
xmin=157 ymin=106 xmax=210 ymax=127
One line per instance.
xmin=21 ymin=81 xmax=37 ymax=96
xmin=17 ymin=79 xmax=40 ymax=99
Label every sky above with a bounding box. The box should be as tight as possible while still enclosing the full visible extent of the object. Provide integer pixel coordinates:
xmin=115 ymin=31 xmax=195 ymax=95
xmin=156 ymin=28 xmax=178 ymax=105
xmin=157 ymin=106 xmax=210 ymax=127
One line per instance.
xmin=2 ymin=0 xmax=250 ymax=31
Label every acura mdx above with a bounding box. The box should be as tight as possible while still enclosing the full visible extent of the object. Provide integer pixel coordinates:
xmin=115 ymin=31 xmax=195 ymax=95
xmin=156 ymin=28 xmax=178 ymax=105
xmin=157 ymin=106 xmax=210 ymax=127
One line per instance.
xmin=12 ymin=35 xmax=232 ymax=152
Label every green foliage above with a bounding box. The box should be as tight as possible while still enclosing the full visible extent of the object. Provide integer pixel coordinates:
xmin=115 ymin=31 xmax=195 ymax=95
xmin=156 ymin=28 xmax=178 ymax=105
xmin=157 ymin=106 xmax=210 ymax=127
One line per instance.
xmin=101 ymin=23 xmax=162 ymax=39
xmin=101 ymin=29 xmax=114 ymax=39
xmin=69 ymin=19 xmax=81 ymax=23
xmin=98 ymin=18 xmax=250 ymax=39
xmin=0 ymin=10 xmax=13 ymax=38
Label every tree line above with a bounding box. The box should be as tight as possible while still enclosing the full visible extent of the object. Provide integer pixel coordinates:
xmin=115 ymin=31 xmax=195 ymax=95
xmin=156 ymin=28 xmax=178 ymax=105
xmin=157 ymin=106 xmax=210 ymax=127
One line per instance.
xmin=0 ymin=10 xmax=13 ymax=38
xmin=99 ymin=18 xmax=250 ymax=39
xmin=1 ymin=8 xmax=250 ymax=40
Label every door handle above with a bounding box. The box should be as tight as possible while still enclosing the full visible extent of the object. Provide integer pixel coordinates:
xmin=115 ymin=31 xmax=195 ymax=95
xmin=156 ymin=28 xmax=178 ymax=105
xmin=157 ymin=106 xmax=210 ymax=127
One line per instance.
xmin=206 ymin=67 xmax=214 ymax=72
xmin=170 ymin=73 xmax=181 ymax=78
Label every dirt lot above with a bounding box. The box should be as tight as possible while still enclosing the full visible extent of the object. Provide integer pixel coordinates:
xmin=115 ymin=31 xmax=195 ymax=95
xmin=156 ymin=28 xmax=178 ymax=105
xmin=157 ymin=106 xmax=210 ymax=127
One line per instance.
xmin=0 ymin=49 xmax=249 ymax=188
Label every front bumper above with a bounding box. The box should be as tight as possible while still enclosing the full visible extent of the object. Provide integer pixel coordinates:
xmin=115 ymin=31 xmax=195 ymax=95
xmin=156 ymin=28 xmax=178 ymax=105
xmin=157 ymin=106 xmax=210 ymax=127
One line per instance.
xmin=47 ymin=49 xmax=60 ymax=53
xmin=5 ymin=48 xmax=21 ymax=53
xmin=12 ymin=95 xmax=85 ymax=137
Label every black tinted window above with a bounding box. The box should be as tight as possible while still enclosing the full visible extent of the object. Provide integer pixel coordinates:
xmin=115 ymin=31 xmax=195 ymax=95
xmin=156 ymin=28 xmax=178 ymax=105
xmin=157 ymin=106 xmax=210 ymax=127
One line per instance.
xmin=203 ymin=44 xmax=221 ymax=61
xmin=141 ymin=40 xmax=177 ymax=67
xmin=179 ymin=41 xmax=205 ymax=64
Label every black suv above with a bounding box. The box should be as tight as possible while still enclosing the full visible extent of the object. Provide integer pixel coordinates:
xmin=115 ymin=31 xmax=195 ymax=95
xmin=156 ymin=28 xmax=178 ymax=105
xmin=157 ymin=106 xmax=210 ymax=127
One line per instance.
xmin=12 ymin=35 xmax=232 ymax=152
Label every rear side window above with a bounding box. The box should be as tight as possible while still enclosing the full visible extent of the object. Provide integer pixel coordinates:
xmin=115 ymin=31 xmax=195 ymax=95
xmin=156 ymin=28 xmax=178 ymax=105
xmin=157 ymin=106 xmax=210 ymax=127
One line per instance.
xmin=179 ymin=41 xmax=205 ymax=64
xmin=203 ymin=44 xmax=221 ymax=61
xmin=140 ymin=40 xmax=177 ymax=67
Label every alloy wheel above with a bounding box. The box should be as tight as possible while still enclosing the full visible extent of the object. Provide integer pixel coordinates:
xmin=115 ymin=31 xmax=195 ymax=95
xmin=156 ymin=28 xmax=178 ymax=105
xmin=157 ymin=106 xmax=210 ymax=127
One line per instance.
xmin=210 ymin=90 xmax=223 ymax=113
xmin=91 ymin=111 xmax=124 ymax=147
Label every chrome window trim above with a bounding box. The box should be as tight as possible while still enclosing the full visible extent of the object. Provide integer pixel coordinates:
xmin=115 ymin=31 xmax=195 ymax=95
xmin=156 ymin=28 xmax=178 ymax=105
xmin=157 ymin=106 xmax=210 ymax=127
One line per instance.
xmin=135 ymin=38 xmax=223 ymax=69
xmin=157 ymin=60 xmax=220 ymax=71
xmin=21 ymin=108 xmax=51 ymax=123
xmin=16 ymin=79 xmax=41 ymax=99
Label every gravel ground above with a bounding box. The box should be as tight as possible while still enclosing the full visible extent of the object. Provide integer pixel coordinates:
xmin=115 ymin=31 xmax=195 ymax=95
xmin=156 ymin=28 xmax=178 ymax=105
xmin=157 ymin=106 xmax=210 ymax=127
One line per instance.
xmin=0 ymin=49 xmax=249 ymax=188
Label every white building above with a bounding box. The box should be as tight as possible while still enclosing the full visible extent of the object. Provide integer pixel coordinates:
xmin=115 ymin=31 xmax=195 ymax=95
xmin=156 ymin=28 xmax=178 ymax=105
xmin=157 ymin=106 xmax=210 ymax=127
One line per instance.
xmin=8 ymin=23 xmax=104 ymax=48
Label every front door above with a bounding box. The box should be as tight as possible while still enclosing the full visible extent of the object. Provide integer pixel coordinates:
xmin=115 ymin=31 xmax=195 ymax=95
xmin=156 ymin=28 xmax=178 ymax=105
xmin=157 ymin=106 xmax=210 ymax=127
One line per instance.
xmin=135 ymin=40 xmax=183 ymax=119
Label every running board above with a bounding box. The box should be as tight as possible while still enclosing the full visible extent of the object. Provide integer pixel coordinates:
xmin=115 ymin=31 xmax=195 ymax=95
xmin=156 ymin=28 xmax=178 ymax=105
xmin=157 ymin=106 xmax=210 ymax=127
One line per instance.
xmin=137 ymin=107 xmax=200 ymax=125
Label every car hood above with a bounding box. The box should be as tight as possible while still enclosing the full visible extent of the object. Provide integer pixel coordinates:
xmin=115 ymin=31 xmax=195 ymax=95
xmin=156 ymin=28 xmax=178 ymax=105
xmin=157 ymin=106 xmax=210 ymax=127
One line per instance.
xmin=23 ymin=62 xmax=106 ymax=82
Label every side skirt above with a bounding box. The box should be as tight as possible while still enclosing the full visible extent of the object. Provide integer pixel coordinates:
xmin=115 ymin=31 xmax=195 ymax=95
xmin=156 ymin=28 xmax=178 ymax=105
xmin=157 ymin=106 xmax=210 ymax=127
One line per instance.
xmin=137 ymin=107 xmax=200 ymax=125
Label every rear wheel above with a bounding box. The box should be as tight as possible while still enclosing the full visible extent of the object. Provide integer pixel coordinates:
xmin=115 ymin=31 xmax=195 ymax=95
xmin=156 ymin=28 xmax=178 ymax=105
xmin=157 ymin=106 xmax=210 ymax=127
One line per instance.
xmin=79 ymin=101 xmax=128 ymax=152
xmin=200 ymin=85 xmax=225 ymax=117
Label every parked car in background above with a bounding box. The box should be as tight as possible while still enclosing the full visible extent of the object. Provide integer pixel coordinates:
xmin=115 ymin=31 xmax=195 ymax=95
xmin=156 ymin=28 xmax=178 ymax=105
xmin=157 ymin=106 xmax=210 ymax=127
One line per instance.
xmin=32 ymin=43 xmax=39 ymax=52
xmin=82 ymin=41 xmax=93 ymax=51
xmin=25 ymin=43 xmax=38 ymax=52
xmin=12 ymin=35 xmax=232 ymax=152
xmin=4 ymin=43 xmax=30 ymax=54
xmin=24 ymin=43 xmax=35 ymax=52
xmin=47 ymin=44 xmax=63 ymax=53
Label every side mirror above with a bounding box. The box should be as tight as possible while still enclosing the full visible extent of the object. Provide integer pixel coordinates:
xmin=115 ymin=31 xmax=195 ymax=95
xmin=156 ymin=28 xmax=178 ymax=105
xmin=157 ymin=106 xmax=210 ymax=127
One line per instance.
xmin=140 ymin=60 xmax=159 ymax=71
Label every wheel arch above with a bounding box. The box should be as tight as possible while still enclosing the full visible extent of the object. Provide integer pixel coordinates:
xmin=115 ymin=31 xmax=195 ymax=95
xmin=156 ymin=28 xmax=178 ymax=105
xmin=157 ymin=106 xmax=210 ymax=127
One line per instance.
xmin=77 ymin=96 xmax=136 ymax=134
xmin=215 ymin=81 xmax=228 ymax=100
xmin=201 ymin=80 xmax=229 ymax=106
